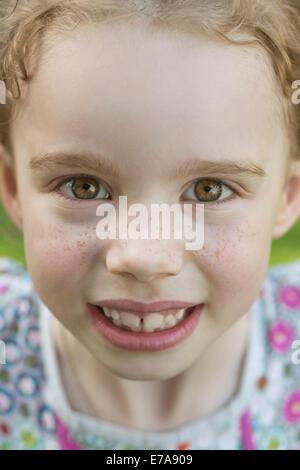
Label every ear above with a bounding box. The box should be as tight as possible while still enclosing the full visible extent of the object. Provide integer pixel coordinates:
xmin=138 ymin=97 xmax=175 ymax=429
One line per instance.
xmin=272 ymin=160 xmax=300 ymax=239
xmin=0 ymin=144 xmax=23 ymax=231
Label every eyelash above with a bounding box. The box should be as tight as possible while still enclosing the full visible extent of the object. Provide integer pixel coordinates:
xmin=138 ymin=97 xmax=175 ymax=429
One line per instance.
xmin=53 ymin=174 xmax=239 ymax=206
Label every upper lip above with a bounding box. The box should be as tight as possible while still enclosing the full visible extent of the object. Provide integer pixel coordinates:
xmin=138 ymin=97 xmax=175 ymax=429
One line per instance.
xmin=91 ymin=299 xmax=200 ymax=313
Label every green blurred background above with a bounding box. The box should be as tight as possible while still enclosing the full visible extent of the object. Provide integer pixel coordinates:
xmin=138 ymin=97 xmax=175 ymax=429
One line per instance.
xmin=0 ymin=201 xmax=299 ymax=268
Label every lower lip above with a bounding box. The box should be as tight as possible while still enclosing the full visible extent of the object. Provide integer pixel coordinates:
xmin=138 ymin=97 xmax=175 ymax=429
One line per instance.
xmin=87 ymin=304 xmax=204 ymax=352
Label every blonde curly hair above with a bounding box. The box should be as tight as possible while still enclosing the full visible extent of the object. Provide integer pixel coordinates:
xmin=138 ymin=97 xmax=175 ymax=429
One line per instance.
xmin=0 ymin=0 xmax=299 ymax=172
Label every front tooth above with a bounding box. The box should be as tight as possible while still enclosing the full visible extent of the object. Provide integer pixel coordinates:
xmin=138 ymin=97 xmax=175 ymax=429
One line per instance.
xmin=112 ymin=317 xmax=122 ymax=326
xmin=165 ymin=315 xmax=176 ymax=327
xmin=103 ymin=308 xmax=186 ymax=333
xmin=119 ymin=312 xmax=141 ymax=329
xmin=143 ymin=314 xmax=164 ymax=332
xmin=111 ymin=310 xmax=120 ymax=320
xmin=165 ymin=314 xmax=174 ymax=324
xmin=175 ymin=308 xmax=185 ymax=320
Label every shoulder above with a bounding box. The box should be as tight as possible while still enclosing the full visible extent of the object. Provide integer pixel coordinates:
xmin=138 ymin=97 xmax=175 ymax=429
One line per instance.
xmin=249 ymin=260 xmax=300 ymax=449
xmin=0 ymin=257 xmax=59 ymax=449
xmin=267 ymin=258 xmax=300 ymax=287
xmin=259 ymin=259 xmax=300 ymax=359
xmin=0 ymin=257 xmax=37 ymax=342
xmin=261 ymin=259 xmax=300 ymax=325
xmin=262 ymin=259 xmax=300 ymax=363
xmin=0 ymin=256 xmax=42 ymax=385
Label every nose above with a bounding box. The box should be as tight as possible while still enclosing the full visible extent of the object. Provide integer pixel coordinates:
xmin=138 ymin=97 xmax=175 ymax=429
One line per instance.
xmin=105 ymin=239 xmax=183 ymax=283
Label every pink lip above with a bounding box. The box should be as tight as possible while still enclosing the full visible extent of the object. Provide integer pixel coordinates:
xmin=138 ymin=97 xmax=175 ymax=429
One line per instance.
xmin=92 ymin=299 xmax=198 ymax=313
xmin=87 ymin=303 xmax=204 ymax=352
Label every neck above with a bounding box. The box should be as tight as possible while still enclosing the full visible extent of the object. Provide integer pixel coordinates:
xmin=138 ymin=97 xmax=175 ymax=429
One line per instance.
xmin=51 ymin=310 xmax=251 ymax=432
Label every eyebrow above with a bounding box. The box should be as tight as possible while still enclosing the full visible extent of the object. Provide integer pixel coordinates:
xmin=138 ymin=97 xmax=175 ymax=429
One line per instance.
xmin=170 ymin=158 xmax=267 ymax=179
xmin=29 ymin=151 xmax=267 ymax=179
xmin=30 ymin=151 xmax=122 ymax=178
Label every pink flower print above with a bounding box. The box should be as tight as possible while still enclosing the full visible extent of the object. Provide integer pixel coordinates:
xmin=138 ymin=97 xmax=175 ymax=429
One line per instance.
xmin=41 ymin=409 xmax=56 ymax=432
xmin=0 ymin=394 xmax=10 ymax=412
xmin=279 ymin=286 xmax=300 ymax=309
xmin=269 ymin=321 xmax=294 ymax=353
xmin=6 ymin=342 xmax=20 ymax=363
xmin=20 ymin=377 xmax=35 ymax=394
xmin=0 ymin=284 xmax=8 ymax=294
xmin=27 ymin=328 xmax=40 ymax=349
xmin=17 ymin=299 xmax=30 ymax=316
xmin=283 ymin=390 xmax=300 ymax=424
xmin=0 ymin=389 xmax=13 ymax=414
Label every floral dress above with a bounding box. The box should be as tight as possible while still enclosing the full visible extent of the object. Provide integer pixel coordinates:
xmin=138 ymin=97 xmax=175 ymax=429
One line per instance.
xmin=0 ymin=256 xmax=299 ymax=450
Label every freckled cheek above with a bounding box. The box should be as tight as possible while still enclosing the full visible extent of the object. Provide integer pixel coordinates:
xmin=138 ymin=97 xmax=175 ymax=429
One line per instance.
xmin=195 ymin=223 xmax=271 ymax=291
xmin=23 ymin=222 xmax=100 ymax=290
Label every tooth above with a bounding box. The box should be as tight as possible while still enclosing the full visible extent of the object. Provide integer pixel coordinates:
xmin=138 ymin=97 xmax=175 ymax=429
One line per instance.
xmin=165 ymin=315 xmax=176 ymax=327
xmin=111 ymin=310 xmax=120 ymax=320
xmin=175 ymin=308 xmax=185 ymax=320
xmin=131 ymin=324 xmax=142 ymax=332
xmin=119 ymin=312 xmax=141 ymax=329
xmin=143 ymin=314 xmax=164 ymax=333
xmin=101 ymin=307 xmax=188 ymax=333
xmin=102 ymin=307 xmax=111 ymax=317
xmin=165 ymin=314 xmax=174 ymax=324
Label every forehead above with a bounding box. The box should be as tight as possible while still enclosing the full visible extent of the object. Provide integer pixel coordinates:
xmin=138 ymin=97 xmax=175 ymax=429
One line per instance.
xmin=14 ymin=21 xmax=284 ymax=168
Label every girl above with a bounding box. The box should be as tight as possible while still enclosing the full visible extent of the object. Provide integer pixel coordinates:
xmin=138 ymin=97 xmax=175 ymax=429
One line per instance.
xmin=0 ymin=0 xmax=299 ymax=450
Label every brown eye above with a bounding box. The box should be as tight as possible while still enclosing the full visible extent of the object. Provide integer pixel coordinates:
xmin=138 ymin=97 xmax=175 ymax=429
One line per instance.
xmin=72 ymin=177 xmax=100 ymax=199
xmin=194 ymin=179 xmax=222 ymax=202
xmin=58 ymin=176 xmax=111 ymax=200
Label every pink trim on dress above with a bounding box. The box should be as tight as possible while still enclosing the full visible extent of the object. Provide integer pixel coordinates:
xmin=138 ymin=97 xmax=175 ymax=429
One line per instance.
xmin=240 ymin=408 xmax=256 ymax=450
xmin=55 ymin=414 xmax=82 ymax=450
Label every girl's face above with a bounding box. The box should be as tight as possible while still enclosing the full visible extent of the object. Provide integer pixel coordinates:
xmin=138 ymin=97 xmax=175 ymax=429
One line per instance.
xmin=9 ymin=23 xmax=291 ymax=379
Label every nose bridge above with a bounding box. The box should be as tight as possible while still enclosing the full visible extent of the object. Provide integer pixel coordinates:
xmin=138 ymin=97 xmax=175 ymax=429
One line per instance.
xmin=105 ymin=238 xmax=183 ymax=282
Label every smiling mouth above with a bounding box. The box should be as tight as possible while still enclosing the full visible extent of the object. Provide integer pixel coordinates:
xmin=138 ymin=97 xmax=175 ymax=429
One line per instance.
xmin=94 ymin=305 xmax=196 ymax=333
